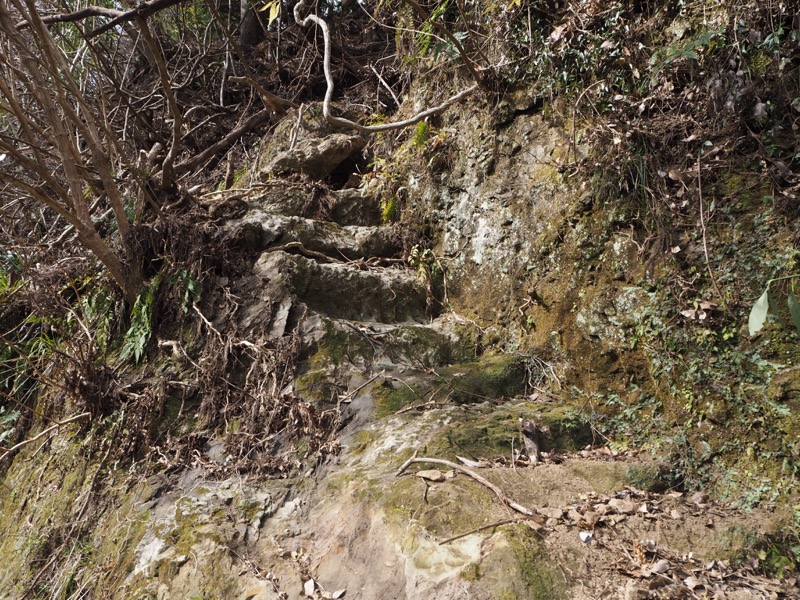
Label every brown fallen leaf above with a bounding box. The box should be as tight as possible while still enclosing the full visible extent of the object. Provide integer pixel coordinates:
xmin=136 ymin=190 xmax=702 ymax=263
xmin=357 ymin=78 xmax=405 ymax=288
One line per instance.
xmin=633 ymin=540 xmax=647 ymax=565
xmin=579 ymin=512 xmax=600 ymax=529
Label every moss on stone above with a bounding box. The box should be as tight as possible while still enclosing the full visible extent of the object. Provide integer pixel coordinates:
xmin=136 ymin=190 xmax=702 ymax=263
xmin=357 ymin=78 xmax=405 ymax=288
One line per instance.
xmin=502 ymin=524 xmax=564 ymax=599
xmin=626 ymin=462 xmax=671 ymax=492
xmin=296 ymin=368 xmax=339 ymax=403
xmin=477 ymin=525 xmax=563 ymax=599
xmin=373 ymin=353 xmax=533 ymax=416
xmin=436 ymin=353 xmax=527 ymax=404
xmin=460 ymin=563 xmax=481 ymax=581
xmin=373 ymin=379 xmax=423 ymax=416
xmin=426 ymin=402 xmax=592 ymax=460
xmin=349 ymin=429 xmax=379 ymax=455
xmin=382 ymin=325 xmax=471 ymax=367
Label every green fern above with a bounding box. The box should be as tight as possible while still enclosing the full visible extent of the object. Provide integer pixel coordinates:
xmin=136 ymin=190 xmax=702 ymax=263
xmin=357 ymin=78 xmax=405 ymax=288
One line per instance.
xmin=121 ymin=273 xmax=162 ymax=363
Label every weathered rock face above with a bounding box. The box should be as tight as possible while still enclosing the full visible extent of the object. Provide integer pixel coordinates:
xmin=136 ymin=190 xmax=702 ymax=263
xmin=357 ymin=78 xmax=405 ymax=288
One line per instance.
xmin=252 ymin=108 xmax=368 ymax=184
xmin=269 ymin=134 xmax=366 ymax=179
xmin=427 ymin=106 xmax=578 ymax=322
xmin=0 ymin=100 xmax=795 ymax=599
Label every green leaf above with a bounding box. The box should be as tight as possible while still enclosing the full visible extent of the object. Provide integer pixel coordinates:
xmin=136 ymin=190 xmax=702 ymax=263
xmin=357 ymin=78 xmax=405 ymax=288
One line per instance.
xmin=788 ymin=292 xmax=800 ymax=333
xmin=121 ymin=274 xmax=161 ymax=363
xmin=748 ymin=289 xmax=769 ymax=336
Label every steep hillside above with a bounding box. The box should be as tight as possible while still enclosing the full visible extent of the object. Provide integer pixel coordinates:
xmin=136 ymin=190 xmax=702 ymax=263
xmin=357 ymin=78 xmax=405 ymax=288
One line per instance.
xmin=1 ymin=0 xmax=800 ymax=598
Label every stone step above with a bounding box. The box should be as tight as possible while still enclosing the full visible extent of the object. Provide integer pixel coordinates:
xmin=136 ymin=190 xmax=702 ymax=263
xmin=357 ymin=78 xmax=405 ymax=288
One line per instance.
xmin=322 ymin=317 xmax=470 ymax=366
xmin=253 ymin=252 xmax=430 ymax=324
xmin=228 ymin=212 xmax=398 ymax=260
xmin=241 ymin=187 xmax=383 ymax=227
xmin=295 ymin=317 xmax=473 ymax=403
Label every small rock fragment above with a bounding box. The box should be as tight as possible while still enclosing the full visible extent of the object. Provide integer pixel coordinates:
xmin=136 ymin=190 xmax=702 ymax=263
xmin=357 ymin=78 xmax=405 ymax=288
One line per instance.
xmin=608 ymin=498 xmax=637 ymax=514
xmin=415 ymin=469 xmax=446 ymax=482
xmin=684 ymin=575 xmax=705 ymax=590
xmin=539 ymin=507 xmax=564 ymax=520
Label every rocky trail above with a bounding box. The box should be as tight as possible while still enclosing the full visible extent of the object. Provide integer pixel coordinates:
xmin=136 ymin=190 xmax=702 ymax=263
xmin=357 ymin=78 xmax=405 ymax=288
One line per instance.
xmin=2 ymin=111 xmax=798 ymax=600
xmin=4 ymin=1 xmax=800 ymax=597
xmin=113 ymin=123 xmax=800 ymax=599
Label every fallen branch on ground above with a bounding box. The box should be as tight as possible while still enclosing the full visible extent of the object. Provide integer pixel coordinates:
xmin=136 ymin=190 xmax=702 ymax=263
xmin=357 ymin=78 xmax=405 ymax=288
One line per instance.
xmin=265 ymin=241 xmax=342 ymax=263
xmin=396 ymin=455 xmax=534 ymax=516
xmin=438 ymin=517 xmax=524 ymax=545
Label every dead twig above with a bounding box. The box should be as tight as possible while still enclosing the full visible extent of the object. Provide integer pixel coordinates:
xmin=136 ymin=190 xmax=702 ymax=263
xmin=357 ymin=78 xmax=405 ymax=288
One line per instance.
xmin=340 ymin=371 xmax=384 ymax=403
xmin=697 ymin=153 xmax=724 ymax=303
xmin=266 ymin=241 xmax=342 ymax=263
xmin=175 ymin=110 xmax=273 ymax=175
xmin=370 ymin=65 xmax=400 ymax=108
xmin=396 ymin=456 xmax=535 ymax=516
xmin=511 ymin=436 xmax=518 ymax=475
xmin=438 ymin=517 xmax=523 ymax=545
xmin=0 ymin=412 xmax=91 ymax=464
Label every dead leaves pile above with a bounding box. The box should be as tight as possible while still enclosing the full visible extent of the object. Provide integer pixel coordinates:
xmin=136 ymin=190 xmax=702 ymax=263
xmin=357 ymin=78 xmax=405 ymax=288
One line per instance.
xmin=532 ymin=488 xmax=795 ymax=598
xmin=406 ymin=457 xmax=798 ymax=598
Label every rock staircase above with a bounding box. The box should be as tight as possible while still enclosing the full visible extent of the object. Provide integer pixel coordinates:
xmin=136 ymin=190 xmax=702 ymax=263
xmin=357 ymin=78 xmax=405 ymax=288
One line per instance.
xmin=226 ymin=182 xmax=478 ymax=416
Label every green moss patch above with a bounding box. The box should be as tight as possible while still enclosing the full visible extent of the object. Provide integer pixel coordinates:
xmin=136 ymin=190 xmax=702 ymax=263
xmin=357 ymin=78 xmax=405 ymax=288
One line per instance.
xmin=373 ymin=353 xmax=532 ymax=416
xmin=427 ymin=402 xmax=592 ymax=461
xmin=478 ymin=525 xmax=564 ymax=599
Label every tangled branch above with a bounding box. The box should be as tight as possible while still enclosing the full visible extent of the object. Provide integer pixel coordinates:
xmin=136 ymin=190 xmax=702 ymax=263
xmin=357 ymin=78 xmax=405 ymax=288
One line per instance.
xmin=293 ymin=0 xmax=478 ymax=133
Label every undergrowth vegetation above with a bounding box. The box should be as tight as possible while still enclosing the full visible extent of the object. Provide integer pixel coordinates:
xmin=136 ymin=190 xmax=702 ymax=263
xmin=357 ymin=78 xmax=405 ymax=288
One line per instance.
xmin=499 ymin=0 xmax=800 ymax=574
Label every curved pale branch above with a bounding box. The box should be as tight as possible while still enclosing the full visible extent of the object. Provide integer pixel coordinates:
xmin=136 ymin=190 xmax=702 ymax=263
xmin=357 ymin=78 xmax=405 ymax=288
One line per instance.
xmin=293 ymin=0 xmax=478 ymax=133
xmin=134 ymin=15 xmax=182 ymax=190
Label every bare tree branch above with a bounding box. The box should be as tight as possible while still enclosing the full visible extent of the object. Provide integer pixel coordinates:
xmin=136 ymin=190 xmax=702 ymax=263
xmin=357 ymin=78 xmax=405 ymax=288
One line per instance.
xmin=175 ymin=109 xmax=271 ymax=175
xmin=134 ymin=14 xmax=183 ymax=191
xmin=16 ymin=0 xmax=188 ymax=37
xmin=0 ymin=0 xmax=144 ymax=303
